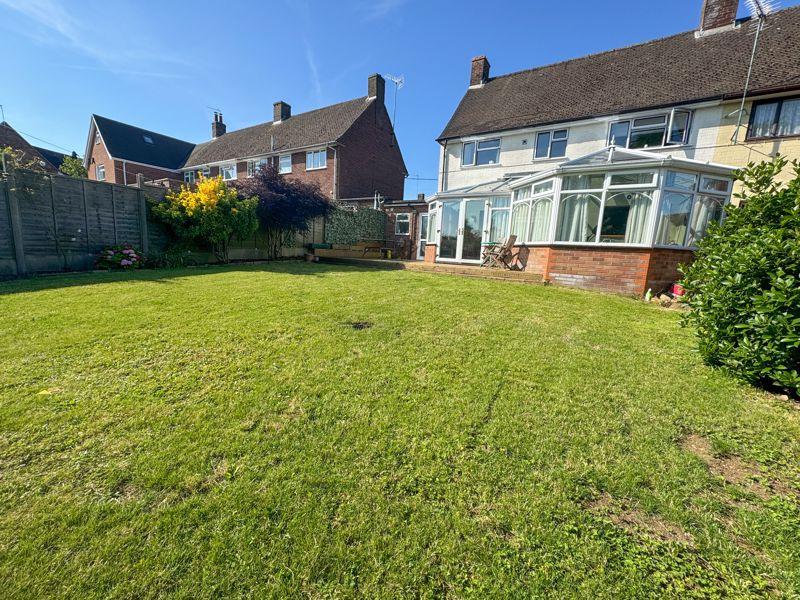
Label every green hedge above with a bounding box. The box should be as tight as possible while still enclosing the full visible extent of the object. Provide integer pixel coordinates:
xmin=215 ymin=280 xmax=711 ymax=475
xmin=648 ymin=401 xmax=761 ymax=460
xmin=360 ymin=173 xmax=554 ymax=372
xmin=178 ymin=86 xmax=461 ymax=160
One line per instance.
xmin=324 ymin=208 xmax=386 ymax=245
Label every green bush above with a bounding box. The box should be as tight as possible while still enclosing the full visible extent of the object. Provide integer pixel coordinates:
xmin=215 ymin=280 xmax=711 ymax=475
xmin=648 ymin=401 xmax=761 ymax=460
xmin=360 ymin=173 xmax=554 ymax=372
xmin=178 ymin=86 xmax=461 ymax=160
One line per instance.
xmin=96 ymin=245 xmax=144 ymax=270
xmin=681 ymin=156 xmax=800 ymax=396
xmin=324 ymin=208 xmax=386 ymax=245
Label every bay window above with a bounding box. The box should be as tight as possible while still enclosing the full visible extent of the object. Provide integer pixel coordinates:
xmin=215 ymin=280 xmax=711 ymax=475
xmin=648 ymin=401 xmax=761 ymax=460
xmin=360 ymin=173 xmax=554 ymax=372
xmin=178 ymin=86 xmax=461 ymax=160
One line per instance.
xmin=534 ymin=129 xmax=568 ymax=159
xmin=608 ymin=109 xmax=692 ymax=148
xmin=462 ymin=138 xmax=500 ymax=166
xmin=748 ymin=96 xmax=800 ymax=139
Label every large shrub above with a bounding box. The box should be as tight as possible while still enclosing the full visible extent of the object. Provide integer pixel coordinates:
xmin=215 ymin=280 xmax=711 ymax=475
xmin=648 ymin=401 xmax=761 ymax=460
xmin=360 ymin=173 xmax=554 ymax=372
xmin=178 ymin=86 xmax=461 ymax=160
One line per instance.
xmin=234 ymin=165 xmax=332 ymax=258
xmin=152 ymin=176 xmax=258 ymax=263
xmin=681 ymin=156 xmax=800 ymax=396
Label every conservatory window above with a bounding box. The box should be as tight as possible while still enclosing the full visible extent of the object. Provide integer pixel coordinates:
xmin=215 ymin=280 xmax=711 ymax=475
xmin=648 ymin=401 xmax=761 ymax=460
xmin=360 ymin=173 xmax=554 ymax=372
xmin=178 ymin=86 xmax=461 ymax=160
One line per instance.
xmin=487 ymin=197 xmax=510 ymax=244
xmin=528 ymin=196 xmax=553 ymax=242
xmin=655 ymin=192 xmax=693 ymax=246
xmin=599 ymin=191 xmax=652 ymax=244
xmin=655 ymin=170 xmax=730 ymax=247
xmin=510 ymin=186 xmax=530 ymax=240
xmin=686 ymin=195 xmax=725 ymax=246
xmin=556 ymin=192 xmax=601 ymax=242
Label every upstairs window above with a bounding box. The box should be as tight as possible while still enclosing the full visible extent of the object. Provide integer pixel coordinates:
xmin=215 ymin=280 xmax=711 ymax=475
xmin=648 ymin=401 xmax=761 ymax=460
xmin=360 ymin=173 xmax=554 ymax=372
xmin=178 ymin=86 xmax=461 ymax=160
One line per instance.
xmin=609 ymin=109 xmax=691 ymax=148
xmin=279 ymin=154 xmax=292 ymax=174
xmin=748 ymin=97 xmax=800 ymax=139
xmin=143 ymin=135 xmax=153 ymax=144
xmin=201 ymin=167 xmax=210 ymax=179
xmin=394 ymin=213 xmax=410 ymax=235
xmin=94 ymin=131 xmax=101 ymax=145
xmin=95 ymin=163 xmax=105 ymax=181
xmin=534 ymin=129 xmax=568 ymax=159
xmin=306 ymin=149 xmax=326 ymax=170
xmin=220 ymin=163 xmax=237 ymax=180
xmin=461 ymin=138 xmax=500 ymax=166
xmin=184 ymin=171 xmax=195 ymax=184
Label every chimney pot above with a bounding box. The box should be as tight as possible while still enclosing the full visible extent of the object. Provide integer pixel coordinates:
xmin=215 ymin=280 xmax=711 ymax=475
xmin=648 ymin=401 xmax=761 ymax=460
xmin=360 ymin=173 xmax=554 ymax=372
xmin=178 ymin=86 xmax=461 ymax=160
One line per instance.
xmin=470 ymin=56 xmax=490 ymax=87
xmin=273 ymin=101 xmax=291 ymax=122
xmin=368 ymin=74 xmax=385 ymax=104
xmin=211 ymin=112 xmax=226 ymax=138
xmin=417 ymin=193 xmax=425 ymax=202
xmin=699 ymin=0 xmax=739 ymax=31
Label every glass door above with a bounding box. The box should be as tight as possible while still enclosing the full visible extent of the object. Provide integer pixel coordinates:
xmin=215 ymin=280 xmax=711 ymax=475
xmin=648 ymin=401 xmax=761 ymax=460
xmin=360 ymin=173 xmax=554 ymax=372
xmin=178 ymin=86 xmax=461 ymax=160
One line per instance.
xmin=460 ymin=199 xmax=486 ymax=261
xmin=439 ymin=200 xmax=460 ymax=260
xmin=417 ymin=214 xmax=429 ymax=259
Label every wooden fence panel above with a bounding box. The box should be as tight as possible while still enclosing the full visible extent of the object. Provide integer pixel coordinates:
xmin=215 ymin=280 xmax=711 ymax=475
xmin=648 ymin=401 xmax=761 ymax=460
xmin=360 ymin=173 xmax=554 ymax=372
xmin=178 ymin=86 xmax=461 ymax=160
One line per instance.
xmin=51 ymin=176 xmax=91 ymax=269
xmin=83 ymin=179 xmax=117 ymax=252
xmin=115 ymin=186 xmax=142 ymax=246
xmin=0 ymin=180 xmax=16 ymax=276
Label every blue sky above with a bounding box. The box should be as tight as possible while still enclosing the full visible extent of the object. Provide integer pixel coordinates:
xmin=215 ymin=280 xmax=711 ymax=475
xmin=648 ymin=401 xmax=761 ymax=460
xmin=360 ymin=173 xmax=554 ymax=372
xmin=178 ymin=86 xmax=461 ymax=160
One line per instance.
xmin=1 ymin=0 xmax=797 ymax=197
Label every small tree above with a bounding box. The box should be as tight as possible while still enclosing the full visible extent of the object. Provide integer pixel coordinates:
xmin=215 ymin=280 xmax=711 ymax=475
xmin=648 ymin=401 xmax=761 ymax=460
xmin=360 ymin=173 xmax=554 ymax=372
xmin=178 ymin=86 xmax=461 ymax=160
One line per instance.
xmin=152 ymin=176 xmax=258 ymax=263
xmin=59 ymin=153 xmax=88 ymax=178
xmin=1 ymin=145 xmax=48 ymax=172
xmin=233 ymin=165 xmax=333 ymax=258
xmin=680 ymin=156 xmax=800 ymax=396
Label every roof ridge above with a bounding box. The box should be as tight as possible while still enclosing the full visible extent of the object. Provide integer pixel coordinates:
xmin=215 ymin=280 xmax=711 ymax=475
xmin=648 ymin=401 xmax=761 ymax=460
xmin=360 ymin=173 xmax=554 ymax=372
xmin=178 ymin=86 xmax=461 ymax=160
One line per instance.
xmin=219 ymin=96 xmax=371 ymax=137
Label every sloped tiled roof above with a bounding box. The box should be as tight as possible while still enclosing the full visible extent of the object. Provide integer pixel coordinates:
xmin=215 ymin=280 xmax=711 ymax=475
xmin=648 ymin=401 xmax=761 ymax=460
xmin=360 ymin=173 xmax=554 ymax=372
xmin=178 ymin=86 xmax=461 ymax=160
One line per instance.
xmin=93 ymin=114 xmax=195 ymax=170
xmin=439 ymin=6 xmax=800 ymax=140
xmin=34 ymin=146 xmax=68 ymax=170
xmin=0 ymin=121 xmax=55 ymax=171
xmin=183 ymin=97 xmax=374 ymax=167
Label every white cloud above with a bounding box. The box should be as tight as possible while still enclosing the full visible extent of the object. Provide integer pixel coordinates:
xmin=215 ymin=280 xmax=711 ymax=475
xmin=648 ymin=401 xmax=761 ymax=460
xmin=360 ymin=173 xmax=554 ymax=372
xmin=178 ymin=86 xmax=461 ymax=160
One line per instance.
xmin=0 ymin=0 xmax=192 ymax=77
xmin=359 ymin=0 xmax=408 ymax=21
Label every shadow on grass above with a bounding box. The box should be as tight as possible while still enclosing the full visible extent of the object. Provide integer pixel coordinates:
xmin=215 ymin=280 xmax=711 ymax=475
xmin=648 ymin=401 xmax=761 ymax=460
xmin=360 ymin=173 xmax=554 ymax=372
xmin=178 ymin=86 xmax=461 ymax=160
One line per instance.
xmin=0 ymin=259 xmax=396 ymax=296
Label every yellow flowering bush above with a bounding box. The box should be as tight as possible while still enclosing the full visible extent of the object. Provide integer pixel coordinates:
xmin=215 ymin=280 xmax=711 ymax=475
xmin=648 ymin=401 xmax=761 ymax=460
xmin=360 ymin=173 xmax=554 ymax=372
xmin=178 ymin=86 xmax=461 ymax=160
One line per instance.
xmin=152 ymin=176 xmax=258 ymax=263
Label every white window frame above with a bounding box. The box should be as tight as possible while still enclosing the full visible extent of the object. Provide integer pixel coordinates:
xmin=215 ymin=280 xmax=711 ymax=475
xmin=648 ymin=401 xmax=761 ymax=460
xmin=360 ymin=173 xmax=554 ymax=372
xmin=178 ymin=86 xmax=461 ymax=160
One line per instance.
xmin=608 ymin=108 xmax=692 ymax=149
xmin=553 ymin=170 xmax=660 ymax=247
xmin=184 ymin=171 xmax=195 ymax=184
xmin=306 ymin=149 xmax=327 ymax=171
xmin=394 ymin=213 xmax=411 ymax=235
xmin=533 ymin=129 xmax=569 ymax=160
xmin=653 ymin=170 xmax=731 ymax=249
xmin=510 ymin=180 xmax=555 ymax=244
xmin=279 ymin=154 xmax=292 ymax=174
xmin=247 ymin=158 xmax=268 ymax=177
xmin=95 ymin=163 xmax=105 ymax=181
xmin=220 ymin=163 xmax=237 ymax=181
xmin=461 ymin=138 xmax=501 ymax=167
xmin=94 ymin=131 xmax=101 ymax=145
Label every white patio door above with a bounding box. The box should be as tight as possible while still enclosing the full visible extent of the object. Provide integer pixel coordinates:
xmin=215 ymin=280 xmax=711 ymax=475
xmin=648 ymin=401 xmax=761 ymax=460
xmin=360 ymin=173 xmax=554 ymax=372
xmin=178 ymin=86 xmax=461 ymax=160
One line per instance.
xmin=417 ymin=213 xmax=429 ymax=260
xmin=438 ymin=199 xmax=486 ymax=263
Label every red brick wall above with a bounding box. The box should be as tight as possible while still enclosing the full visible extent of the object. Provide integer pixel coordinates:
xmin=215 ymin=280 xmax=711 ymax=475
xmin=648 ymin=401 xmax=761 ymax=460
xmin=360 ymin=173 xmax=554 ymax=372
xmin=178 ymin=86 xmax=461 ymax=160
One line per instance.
xmin=337 ymin=100 xmax=406 ymax=201
xmin=424 ymin=244 xmax=436 ymax=263
xmin=513 ymin=246 xmax=550 ymax=274
xmin=384 ymin=205 xmax=427 ymax=260
xmin=541 ymin=246 xmax=652 ymax=296
xmin=645 ymin=248 xmax=694 ymax=294
xmin=86 ymin=133 xmax=115 ymax=183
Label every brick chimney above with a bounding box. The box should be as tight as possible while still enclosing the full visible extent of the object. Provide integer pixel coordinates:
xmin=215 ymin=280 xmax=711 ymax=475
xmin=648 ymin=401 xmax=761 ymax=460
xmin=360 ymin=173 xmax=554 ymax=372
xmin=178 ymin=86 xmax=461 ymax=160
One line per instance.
xmin=699 ymin=0 xmax=739 ymax=31
xmin=211 ymin=112 xmax=226 ymax=138
xmin=273 ymin=101 xmax=291 ymax=123
xmin=368 ymin=74 xmax=385 ymax=104
xmin=470 ymin=56 xmax=490 ymax=87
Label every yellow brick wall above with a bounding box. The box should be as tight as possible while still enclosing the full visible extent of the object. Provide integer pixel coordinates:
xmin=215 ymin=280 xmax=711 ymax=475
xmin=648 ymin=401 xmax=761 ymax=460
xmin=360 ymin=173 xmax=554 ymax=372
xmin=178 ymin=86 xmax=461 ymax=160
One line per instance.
xmin=712 ymin=100 xmax=800 ymax=195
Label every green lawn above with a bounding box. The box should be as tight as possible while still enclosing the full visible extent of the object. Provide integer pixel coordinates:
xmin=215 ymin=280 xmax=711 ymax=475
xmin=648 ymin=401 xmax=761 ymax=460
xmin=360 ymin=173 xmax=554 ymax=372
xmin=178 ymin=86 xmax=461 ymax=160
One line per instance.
xmin=1 ymin=263 xmax=799 ymax=598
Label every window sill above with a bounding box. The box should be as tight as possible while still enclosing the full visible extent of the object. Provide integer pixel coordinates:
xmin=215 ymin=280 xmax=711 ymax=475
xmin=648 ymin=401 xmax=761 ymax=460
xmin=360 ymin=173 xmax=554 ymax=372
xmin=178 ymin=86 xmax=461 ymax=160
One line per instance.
xmin=459 ymin=163 xmax=503 ymax=169
xmin=532 ymin=156 xmax=567 ymax=163
xmin=306 ymin=166 xmax=327 ymax=171
xmin=279 ymin=170 xmax=292 ymax=175
xmin=744 ymin=134 xmax=800 ymax=143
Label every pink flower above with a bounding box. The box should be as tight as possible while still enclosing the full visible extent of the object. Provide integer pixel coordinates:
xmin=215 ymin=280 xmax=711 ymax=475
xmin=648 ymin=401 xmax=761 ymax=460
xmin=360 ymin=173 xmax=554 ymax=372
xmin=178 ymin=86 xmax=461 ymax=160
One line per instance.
xmin=123 ymin=249 xmax=134 ymax=255
xmin=120 ymin=259 xmax=132 ymax=266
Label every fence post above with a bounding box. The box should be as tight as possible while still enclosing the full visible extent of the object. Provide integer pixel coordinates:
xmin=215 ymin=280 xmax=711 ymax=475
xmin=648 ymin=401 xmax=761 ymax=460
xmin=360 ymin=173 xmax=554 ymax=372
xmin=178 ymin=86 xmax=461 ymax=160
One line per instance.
xmin=136 ymin=174 xmax=149 ymax=255
xmin=5 ymin=170 xmax=27 ymax=276
xmin=110 ymin=184 xmax=118 ymax=244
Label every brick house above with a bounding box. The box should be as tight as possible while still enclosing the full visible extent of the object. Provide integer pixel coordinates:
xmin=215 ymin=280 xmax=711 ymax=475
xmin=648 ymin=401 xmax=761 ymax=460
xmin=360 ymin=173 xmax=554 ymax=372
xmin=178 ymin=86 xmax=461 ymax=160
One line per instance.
xmin=1 ymin=121 xmax=58 ymax=172
xmin=83 ymin=74 xmax=407 ymax=202
xmin=426 ymin=0 xmax=800 ymax=295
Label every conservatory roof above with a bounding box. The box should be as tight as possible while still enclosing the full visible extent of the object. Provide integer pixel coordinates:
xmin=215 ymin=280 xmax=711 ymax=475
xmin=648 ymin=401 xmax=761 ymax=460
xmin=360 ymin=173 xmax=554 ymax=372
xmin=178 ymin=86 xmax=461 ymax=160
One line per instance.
xmin=431 ymin=178 xmax=518 ymax=199
xmin=508 ymin=147 xmax=737 ymax=189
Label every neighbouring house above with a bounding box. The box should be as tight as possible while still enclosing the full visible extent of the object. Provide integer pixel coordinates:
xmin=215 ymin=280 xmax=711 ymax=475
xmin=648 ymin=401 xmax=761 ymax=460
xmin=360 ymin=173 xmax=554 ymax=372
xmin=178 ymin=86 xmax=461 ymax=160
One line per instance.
xmin=382 ymin=194 xmax=429 ymax=259
xmin=0 ymin=121 xmax=57 ymax=172
xmin=84 ymin=74 xmax=407 ymax=204
xmin=33 ymin=147 xmax=69 ymax=171
xmin=425 ymin=0 xmax=800 ymax=295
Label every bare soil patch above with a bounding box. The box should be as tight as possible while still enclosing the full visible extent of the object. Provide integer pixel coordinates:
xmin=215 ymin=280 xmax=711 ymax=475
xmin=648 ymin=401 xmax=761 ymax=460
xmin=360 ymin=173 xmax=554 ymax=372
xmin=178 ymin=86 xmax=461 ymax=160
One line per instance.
xmin=587 ymin=493 xmax=695 ymax=546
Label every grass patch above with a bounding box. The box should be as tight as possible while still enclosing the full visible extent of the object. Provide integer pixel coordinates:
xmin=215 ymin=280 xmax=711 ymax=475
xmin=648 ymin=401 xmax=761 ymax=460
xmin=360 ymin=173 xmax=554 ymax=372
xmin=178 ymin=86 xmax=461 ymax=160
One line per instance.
xmin=1 ymin=263 xmax=799 ymax=597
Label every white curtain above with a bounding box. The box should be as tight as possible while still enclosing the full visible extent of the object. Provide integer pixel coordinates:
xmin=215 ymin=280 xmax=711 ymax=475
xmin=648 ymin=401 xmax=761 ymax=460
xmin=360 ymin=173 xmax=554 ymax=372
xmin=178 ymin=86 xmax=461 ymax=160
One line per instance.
xmin=623 ymin=193 xmax=652 ymax=243
xmin=510 ymin=202 xmax=530 ymax=241
xmin=778 ymin=99 xmax=800 ymax=137
xmin=655 ymin=192 xmax=691 ymax=246
xmin=687 ymin=195 xmax=723 ymax=246
xmin=558 ymin=194 xmax=599 ymax=242
xmin=528 ymin=197 xmax=552 ymax=242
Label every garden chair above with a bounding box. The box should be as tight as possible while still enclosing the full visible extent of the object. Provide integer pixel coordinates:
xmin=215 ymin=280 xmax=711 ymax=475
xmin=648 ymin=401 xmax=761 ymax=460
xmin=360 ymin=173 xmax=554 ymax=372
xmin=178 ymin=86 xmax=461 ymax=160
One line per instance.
xmin=481 ymin=235 xmax=516 ymax=269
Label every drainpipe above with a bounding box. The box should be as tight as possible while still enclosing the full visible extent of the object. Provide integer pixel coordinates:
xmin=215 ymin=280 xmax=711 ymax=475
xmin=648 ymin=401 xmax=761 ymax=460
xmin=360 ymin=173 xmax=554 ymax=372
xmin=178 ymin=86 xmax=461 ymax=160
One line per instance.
xmin=122 ymin=160 xmax=128 ymax=186
xmin=333 ymin=146 xmax=338 ymax=200
xmin=440 ymin=140 xmax=448 ymax=192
